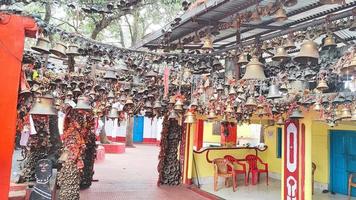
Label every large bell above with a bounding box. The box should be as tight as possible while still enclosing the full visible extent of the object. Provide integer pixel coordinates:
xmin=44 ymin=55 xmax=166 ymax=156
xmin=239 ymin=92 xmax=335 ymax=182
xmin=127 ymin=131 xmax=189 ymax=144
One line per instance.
xmin=289 ymin=108 xmax=304 ymax=119
xmin=267 ymin=84 xmax=282 ymax=99
xmin=294 ymin=40 xmax=319 ymax=65
xmin=316 ymin=79 xmax=328 ymax=91
xmin=242 ymin=56 xmax=266 ymax=80
xmin=272 ymin=46 xmax=290 ymax=62
xmin=184 ymin=111 xmax=196 ymax=124
xmin=202 ymin=35 xmax=213 ymax=51
xmin=107 ymin=107 xmax=119 ymax=119
xmin=237 ymin=53 xmax=248 ymax=65
xmin=283 ymin=0 xmax=297 ymax=7
xmin=322 ymin=34 xmax=336 ymax=50
xmin=104 ymin=70 xmax=117 ymax=80
xmin=275 ymin=7 xmax=288 ymax=22
xmin=31 ymin=36 xmax=50 ymax=54
xmin=66 ymin=44 xmax=80 ymax=56
xmin=284 ymin=38 xmax=296 ymax=50
xmin=74 ymin=96 xmax=92 ymax=110
xmin=50 ymin=42 xmax=67 ymax=58
xmin=30 ymin=94 xmax=57 ymax=115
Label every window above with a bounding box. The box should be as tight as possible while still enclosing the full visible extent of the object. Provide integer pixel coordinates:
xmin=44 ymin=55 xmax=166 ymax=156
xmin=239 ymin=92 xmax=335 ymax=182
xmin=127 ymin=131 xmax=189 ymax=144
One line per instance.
xmin=277 ymin=128 xmax=282 ymax=158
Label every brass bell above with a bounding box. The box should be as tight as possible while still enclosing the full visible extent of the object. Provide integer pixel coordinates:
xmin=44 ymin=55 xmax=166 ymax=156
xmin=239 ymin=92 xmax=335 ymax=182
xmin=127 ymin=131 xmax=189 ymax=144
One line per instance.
xmin=245 ymin=96 xmax=257 ymax=108
xmin=124 ymin=97 xmax=134 ymax=107
xmin=284 ymin=38 xmax=296 ymax=50
xmin=313 ymin=102 xmax=322 ymax=111
xmin=237 ymin=53 xmax=248 ymax=65
xmin=229 ymin=86 xmax=237 ymax=96
xmin=319 ymin=0 xmax=343 ymax=4
xmin=50 ymin=42 xmax=67 ymax=58
xmin=184 ymin=111 xmax=196 ymax=124
xmin=144 ymin=101 xmax=153 ymax=109
xmin=322 ymin=34 xmax=337 ymax=50
xmin=294 ymin=40 xmax=319 ymax=65
xmin=207 ymin=110 xmax=216 ymax=121
xmin=74 ymin=96 xmax=92 ymax=110
xmin=236 ymin=106 xmax=242 ymax=114
xmin=275 ymin=7 xmax=288 ymax=22
xmin=30 ymin=94 xmax=57 ymax=115
xmin=225 ymin=104 xmax=233 ymax=113
xmin=237 ymin=86 xmax=244 ymax=93
xmin=107 ymin=107 xmax=119 ymax=119
xmin=169 ymin=96 xmax=176 ymax=105
xmin=202 ymin=35 xmax=214 ymax=51
xmin=103 ymin=70 xmax=117 ymax=80
xmin=340 ymin=107 xmax=351 ymax=119
xmin=283 ymin=0 xmax=297 ymax=7
xmin=153 ymin=100 xmax=162 ymax=109
xmin=168 ymin=110 xmax=178 ymax=119
xmin=267 ymin=84 xmax=282 ymax=99
xmin=289 ymin=108 xmax=304 ymax=119
xmin=31 ymin=36 xmax=50 ymax=54
xmin=66 ymin=90 xmax=74 ymax=97
xmin=66 ymin=44 xmax=80 ymax=56
xmin=174 ymin=99 xmax=184 ymax=111
xmin=107 ymin=90 xmax=115 ymax=99
xmin=272 ymin=46 xmax=290 ymax=62
xmin=73 ymin=86 xmax=82 ymax=95
xmin=316 ymin=79 xmax=328 ymax=91
xmin=276 ymin=116 xmax=284 ymax=125
xmin=242 ymin=56 xmax=266 ymax=80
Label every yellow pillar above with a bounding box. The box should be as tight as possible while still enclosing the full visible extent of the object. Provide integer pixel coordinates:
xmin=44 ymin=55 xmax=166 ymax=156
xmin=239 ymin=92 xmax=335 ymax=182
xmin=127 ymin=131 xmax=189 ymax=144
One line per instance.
xmin=183 ymin=123 xmax=195 ymax=184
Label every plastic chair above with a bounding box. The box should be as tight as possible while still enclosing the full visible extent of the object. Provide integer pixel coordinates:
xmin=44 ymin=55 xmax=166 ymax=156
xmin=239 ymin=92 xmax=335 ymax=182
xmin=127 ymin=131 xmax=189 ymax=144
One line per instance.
xmin=245 ymin=154 xmax=269 ymax=185
xmin=349 ymin=173 xmax=356 ymax=200
xmin=224 ymin=155 xmax=248 ymax=186
xmin=212 ymin=158 xmax=237 ymax=192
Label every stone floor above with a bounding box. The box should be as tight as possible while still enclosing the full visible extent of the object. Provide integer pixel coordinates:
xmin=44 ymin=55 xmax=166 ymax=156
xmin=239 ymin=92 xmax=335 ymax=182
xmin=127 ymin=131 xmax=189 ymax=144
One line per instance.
xmin=80 ymin=144 xmax=209 ymax=200
xmin=199 ymin=176 xmax=356 ymax=200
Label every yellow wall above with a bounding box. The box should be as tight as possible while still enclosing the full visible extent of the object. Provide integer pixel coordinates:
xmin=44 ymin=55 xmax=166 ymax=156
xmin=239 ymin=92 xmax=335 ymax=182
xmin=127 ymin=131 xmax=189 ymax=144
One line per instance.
xmin=202 ymin=121 xmax=221 ymax=143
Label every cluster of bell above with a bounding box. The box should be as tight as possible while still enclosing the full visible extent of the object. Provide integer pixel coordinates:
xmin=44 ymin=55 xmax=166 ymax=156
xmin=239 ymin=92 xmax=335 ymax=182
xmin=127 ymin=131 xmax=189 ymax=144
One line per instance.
xmin=30 ymin=94 xmax=58 ymax=115
xmin=74 ymin=96 xmax=92 ymax=110
xmin=32 ymin=35 xmax=80 ymax=57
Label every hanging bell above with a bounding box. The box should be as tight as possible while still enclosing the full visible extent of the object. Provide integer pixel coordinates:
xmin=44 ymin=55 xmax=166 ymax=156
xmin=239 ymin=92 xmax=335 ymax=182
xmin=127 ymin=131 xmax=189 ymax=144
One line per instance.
xmin=107 ymin=107 xmax=119 ymax=119
xmin=340 ymin=107 xmax=352 ymax=119
xmin=289 ymin=108 xmax=304 ymax=119
xmin=322 ymin=34 xmax=337 ymax=50
xmin=237 ymin=53 xmax=248 ymax=65
xmin=225 ymin=104 xmax=233 ymax=113
xmin=279 ymin=83 xmax=288 ymax=93
xmin=267 ymin=84 xmax=282 ymax=99
xmin=242 ymin=56 xmax=266 ymax=80
xmin=144 ymin=101 xmax=153 ymax=109
xmin=74 ymin=96 xmax=92 ymax=110
xmin=124 ymin=97 xmax=134 ymax=107
xmin=245 ymin=96 xmax=257 ymax=108
xmin=313 ymin=102 xmax=322 ymax=111
xmin=30 ymin=94 xmax=57 ymax=115
xmin=73 ymin=86 xmax=82 ymax=95
xmin=107 ymin=90 xmax=115 ymax=99
xmin=66 ymin=44 xmax=80 ymax=56
xmin=168 ymin=110 xmax=178 ymax=119
xmin=202 ymin=35 xmax=214 ymax=51
xmin=169 ymin=96 xmax=176 ymax=105
xmin=207 ymin=110 xmax=216 ymax=121
xmin=294 ymin=40 xmax=319 ymax=65
xmin=174 ymin=99 xmax=184 ymax=111
xmin=184 ymin=111 xmax=196 ymax=124
xmin=316 ymin=79 xmax=328 ymax=91
xmin=283 ymin=0 xmax=298 ymax=7
xmin=190 ymin=99 xmax=199 ymax=108
xmin=103 ymin=70 xmax=117 ymax=80
xmin=275 ymin=7 xmax=288 ymax=22
xmin=50 ymin=42 xmax=67 ymax=58
xmin=212 ymin=58 xmax=223 ymax=70
xmin=229 ymin=86 xmax=237 ymax=96
xmin=236 ymin=106 xmax=242 ymax=114
xmin=272 ymin=46 xmax=290 ymax=62
xmin=153 ymin=100 xmax=162 ymax=109
xmin=284 ymin=38 xmax=296 ymax=50
xmin=276 ymin=116 xmax=285 ymax=125
xmin=31 ymin=36 xmax=50 ymax=54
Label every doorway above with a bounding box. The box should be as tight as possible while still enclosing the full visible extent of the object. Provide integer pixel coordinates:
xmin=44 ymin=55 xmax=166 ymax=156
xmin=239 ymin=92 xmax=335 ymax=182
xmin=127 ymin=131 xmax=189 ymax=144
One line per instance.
xmin=330 ymin=130 xmax=356 ymax=196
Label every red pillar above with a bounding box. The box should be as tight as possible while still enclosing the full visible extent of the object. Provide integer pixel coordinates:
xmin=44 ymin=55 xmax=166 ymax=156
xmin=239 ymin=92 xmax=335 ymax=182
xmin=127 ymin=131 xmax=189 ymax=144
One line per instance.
xmin=193 ymin=119 xmax=204 ymax=151
xmin=0 ymin=13 xmax=37 ymax=199
xmin=221 ymin=122 xmax=237 ymax=146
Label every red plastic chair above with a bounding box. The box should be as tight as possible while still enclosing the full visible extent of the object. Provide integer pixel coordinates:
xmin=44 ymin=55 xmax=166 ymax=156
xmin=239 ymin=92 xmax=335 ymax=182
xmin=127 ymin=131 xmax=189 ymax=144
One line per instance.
xmin=245 ymin=154 xmax=269 ymax=185
xmin=224 ymin=155 xmax=248 ymax=186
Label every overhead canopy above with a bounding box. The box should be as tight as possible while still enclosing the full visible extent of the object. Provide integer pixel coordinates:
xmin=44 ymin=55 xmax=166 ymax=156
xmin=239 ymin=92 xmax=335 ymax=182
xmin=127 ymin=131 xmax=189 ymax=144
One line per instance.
xmin=131 ymin=0 xmax=356 ymax=52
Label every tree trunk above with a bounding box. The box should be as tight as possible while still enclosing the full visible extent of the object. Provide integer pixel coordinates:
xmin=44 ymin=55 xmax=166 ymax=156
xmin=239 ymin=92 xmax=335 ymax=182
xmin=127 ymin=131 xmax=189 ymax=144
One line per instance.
xmin=125 ymin=116 xmax=134 ymax=147
xmin=118 ymin=23 xmax=126 ymax=48
xmin=99 ymin=119 xmax=111 ymax=144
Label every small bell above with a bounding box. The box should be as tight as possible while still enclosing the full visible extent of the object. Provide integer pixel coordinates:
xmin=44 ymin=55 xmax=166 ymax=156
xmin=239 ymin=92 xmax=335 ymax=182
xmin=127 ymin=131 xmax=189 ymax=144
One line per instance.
xmin=236 ymin=106 xmax=242 ymax=114
xmin=340 ymin=107 xmax=351 ymax=119
xmin=322 ymin=34 xmax=337 ymax=50
xmin=31 ymin=36 xmax=50 ymax=54
xmin=74 ymin=96 xmax=92 ymax=110
xmin=276 ymin=116 xmax=284 ymax=125
xmin=289 ymin=108 xmax=304 ymax=119
xmin=202 ymin=35 xmax=214 ymax=51
xmin=169 ymin=96 xmax=176 ymax=105
xmin=272 ymin=46 xmax=290 ymax=62
xmin=237 ymin=53 xmax=248 ymax=65
xmin=279 ymin=83 xmax=288 ymax=93
xmin=184 ymin=111 xmax=196 ymax=124
xmin=153 ymin=100 xmax=162 ymax=109
xmin=66 ymin=44 xmax=80 ymax=56
xmin=284 ymin=38 xmax=296 ymax=50
xmin=225 ymin=104 xmax=233 ymax=113
xmin=190 ymin=99 xmax=199 ymax=108
xmin=212 ymin=58 xmax=223 ymax=70
xmin=207 ymin=110 xmax=216 ymax=121
xmin=275 ymin=7 xmax=288 ymax=22
xmin=124 ymin=97 xmax=134 ymax=107
xmin=50 ymin=42 xmax=67 ymax=58
xmin=107 ymin=90 xmax=115 ymax=99
xmin=107 ymin=107 xmax=119 ymax=119
xmin=216 ymin=84 xmax=224 ymax=92
xmin=245 ymin=96 xmax=257 ymax=108
xmin=294 ymin=40 xmax=319 ymax=65
xmin=313 ymin=102 xmax=322 ymax=111
xmin=103 ymin=70 xmax=117 ymax=80
xmin=174 ymin=99 xmax=184 ymax=111
xmin=229 ymin=87 xmax=237 ymax=96
xmin=145 ymin=101 xmax=153 ymax=109
xmin=316 ymin=79 xmax=328 ymax=91
xmin=283 ymin=0 xmax=297 ymax=7
xmin=30 ymin=94 xmax=57 ymax=115
xmin=168 ymin=110 xmax=178 ymax=119
xmin=267 ymin=84 xmax=282 ymax=99
xmin=242 ymin=56 xmax=266 ymax=80
xmin=73 ymin=86 xmax=82 ymax=95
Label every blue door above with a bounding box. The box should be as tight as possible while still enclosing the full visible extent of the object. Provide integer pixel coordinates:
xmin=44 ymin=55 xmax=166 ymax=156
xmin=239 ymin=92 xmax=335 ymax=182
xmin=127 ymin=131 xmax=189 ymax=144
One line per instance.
xmin=330 ymin=130 xmax=356 ymax=196
xmin=133 ymin=116 xmax=144 ymax=142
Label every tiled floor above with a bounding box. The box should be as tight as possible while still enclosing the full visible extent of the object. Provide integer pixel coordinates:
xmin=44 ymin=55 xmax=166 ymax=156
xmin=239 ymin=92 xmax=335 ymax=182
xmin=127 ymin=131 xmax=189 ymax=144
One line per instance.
xmin=80 ymin=144 xmax=209 ymax=200
xmin=199 ymin=176 xmax=356 ymax=200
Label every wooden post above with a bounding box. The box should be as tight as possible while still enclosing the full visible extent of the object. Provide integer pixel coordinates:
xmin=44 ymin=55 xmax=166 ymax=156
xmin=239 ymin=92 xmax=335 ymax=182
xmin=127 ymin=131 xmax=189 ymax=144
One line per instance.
xmin=125 ymin=116 xmax=134 ymax=147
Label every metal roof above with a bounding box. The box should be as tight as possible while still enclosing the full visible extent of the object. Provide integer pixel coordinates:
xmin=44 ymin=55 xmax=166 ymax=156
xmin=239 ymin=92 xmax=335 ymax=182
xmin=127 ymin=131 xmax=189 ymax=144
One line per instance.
xmin=131 ymin=0 xmax=356 ymax=52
